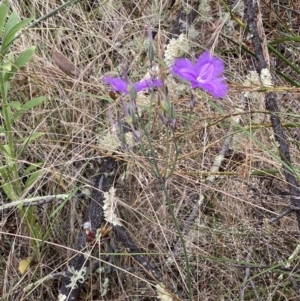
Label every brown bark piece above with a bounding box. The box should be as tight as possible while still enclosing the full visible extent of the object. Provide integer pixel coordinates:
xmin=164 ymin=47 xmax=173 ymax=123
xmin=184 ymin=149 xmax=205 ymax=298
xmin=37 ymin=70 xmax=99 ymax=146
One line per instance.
xmin=49 ymin=48 xmax=81 ymax=78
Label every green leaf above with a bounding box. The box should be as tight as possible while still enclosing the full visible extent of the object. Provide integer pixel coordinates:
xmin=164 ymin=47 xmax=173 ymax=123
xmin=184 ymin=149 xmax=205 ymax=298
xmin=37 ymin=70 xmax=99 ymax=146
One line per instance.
xmin=2 ymin=81 xmax=10 ymax=99
xmin=2 ymin=105 xmax=12 ymax=134
xmin=1 ymin=61 xmax=12 ymax=71
xmin=19 ymin=206 xmax=43 ymax=240
xmin=15 ymin=46 xmax=36 ymax=68
xmin=2 ymin=16 xmax=33 ymax=52
xmin=2 ymin=47 xmax=35 ymax=83
xmin=3 ymin=11 xmax=19 ymax=43
xmin=13 ymin=96 xmax=45 ymax=121
xmin=24 ymin=169 xmax=43 ymax=190
xmin=1 ymin=182 xmax=19 ymax=201
xmin=8 ymin=101 xmax=21 ymax=110
xmin=0 ymin=162 xmax=10 ymax=181
xmin=2 ymin=53 xmax=16 ymax=82
xmin=22 ymin=96 xmax=45 ymax=110
xmin=8 ymin=52 xmax=14 ymax=61
xmin=16 ymin=132 xmax=44 ymax=143
xmin=0 ymin=2 xmax=8 ymax=36
xmin=2 ymin=144 xmax=14 ymax=165
xmin=0 ymin=141 xmax=10 ymax=154
xmin=23 ymin=162 xmax=42 ymax=176
xmin=16 ymin=132 xmax=44 ymax=157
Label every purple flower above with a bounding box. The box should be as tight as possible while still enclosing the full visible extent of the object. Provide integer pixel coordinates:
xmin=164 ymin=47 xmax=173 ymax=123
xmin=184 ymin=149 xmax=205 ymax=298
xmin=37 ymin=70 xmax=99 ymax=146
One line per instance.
xmin=103 ymin=76 xmax=162 ymax=94
xmin=171 ymin=52 xmax=228 ymax=98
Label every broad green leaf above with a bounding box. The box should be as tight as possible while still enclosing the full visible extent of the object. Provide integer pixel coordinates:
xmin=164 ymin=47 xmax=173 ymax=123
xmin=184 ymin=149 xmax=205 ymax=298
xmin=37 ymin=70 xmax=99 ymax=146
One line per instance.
xmin=2 ymin=80 xmax=10 ymax=97
xmin=17 ymin=132 xmax=44 ymax=157
xmin=13 ymin=96 xmax=45 ymax=120
xmin=3 ymin=11 xmax=19 ymax=42
xmin=8 ymin=52 xmax=14 ymax=61
xmin=23 ymin=162 xmax=43 ymax=176
xmin=0 ymin=163 xmax=10 ymax=180
xmin=2 ymin=47 xmax=35 ymax=83
xmin=2 ymin=105 xmax=12 ymax=133
xmin=20 ymin=206 xmax=43 ymax=239
xmin=24 ymin=169 xmax=43 ymax=189
xmin=12 ymin=109 xmax=25 ymax=121
xmin=1 ymin=182 xmax=19 ymax=201
xmin=3 ymin=53 xmax=16 ymax=82
xmin=2 ymin=17 xmax=33 ymax=52
xmin=3 ymin=70 xmax=15 ymax=84
xmin=0 ymin=141 xmax=10 ymax=154
xmin=22 ymin=96 xmax=45 ymax=110
xmin=1 ymin=61 xmax=12 ymax=71
xmin=16 ymin=132 xmax=44 ymax=143
xmin=15 ymin=46 xmax=36 ymax=68
xmin=0 ymin=2 xmax=8 ymax=36
xmin=8 ymin=101 xmax=21 ymax=110
xmin=2 ymin=144 xmax=14 ymax=165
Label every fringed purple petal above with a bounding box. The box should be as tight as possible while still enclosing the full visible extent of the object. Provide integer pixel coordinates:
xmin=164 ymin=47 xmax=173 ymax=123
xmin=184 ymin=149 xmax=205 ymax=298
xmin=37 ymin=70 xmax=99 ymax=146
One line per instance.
xmin=195 ymin=52 xmax=224 ymax=80
xmin=171 ymin=58 xmax=197 ymax=82
xmin=135 ymin=78 xmax=163 ymax=92
xmin=103 ymin=76 xmax=128 ymax=94
xmin=196 ymin=77 xmax=228 ymax=98
xmin=103 ymin=76 xmax=162 ymax=94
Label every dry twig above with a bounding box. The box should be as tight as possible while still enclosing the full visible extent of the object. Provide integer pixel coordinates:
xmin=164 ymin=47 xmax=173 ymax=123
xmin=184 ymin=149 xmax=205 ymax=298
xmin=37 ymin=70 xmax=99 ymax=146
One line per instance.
xmin=245 ymin=0 xmax=300 ymax=228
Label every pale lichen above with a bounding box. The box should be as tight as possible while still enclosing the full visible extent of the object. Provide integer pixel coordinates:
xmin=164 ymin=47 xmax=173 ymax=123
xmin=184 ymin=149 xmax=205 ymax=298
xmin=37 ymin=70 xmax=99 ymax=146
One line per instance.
xmin=65 ymin=266 xmax=88 ymax=289
xmin=164 ymin=75 xmax=189 ymax=98
xmin=57 ymin=293 xmax=67 ymax=301
xmin=232 ymin=0 xmax=245 ymax=17
xmin=156 ymin=283 xmax=173 ymax=301
xmin=242 ymin=70 xmax=265 ymax=123
xmin=217 ymin=0 xmax=244 ymax=36
xmin=103 ymin=187 xmax=122 ymax=226
xmin=198 ymin=0 xmax=213 ymax=21
xmin=164 ymin=34 xmax=190 ymax=67
xmin=260 ymin=68 xmax=273 ymax=87
xmin=101 ymin=277 xmax=110 ymax=296
xmin=98 ymin=130 xmax=121 ymax=153
xmin=243 ymin=70 xmax=261 ymax=97
xmin=217 ymin=11 xmax=235 ymax=36
xmin=187 ymin=24 xmax=198 ymax=40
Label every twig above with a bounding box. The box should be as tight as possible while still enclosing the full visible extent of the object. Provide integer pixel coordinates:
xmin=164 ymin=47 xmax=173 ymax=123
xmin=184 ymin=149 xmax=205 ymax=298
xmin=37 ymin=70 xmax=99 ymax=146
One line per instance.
xmin=113 ymin=225 xmax=164 ymax=283
xmin=245 ymin=0 xmax=300 ymax=229
xmin=250 ymin=280 xmax=261 ymax=301
xmin=240 ymin=238 xmax=261 ymax=301
xmin=269 ymin=206 xmax=293 ymax=223
xmin=0 ymin=194 xmax=73 ymax=214
xmin=264 ymin=239 xmax=300 ymax=300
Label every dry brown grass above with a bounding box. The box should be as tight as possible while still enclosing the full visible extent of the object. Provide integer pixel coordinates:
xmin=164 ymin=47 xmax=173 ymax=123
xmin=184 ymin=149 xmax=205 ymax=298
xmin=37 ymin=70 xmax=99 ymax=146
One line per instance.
xmin=1 ymin=0 xmax=300 ymax=300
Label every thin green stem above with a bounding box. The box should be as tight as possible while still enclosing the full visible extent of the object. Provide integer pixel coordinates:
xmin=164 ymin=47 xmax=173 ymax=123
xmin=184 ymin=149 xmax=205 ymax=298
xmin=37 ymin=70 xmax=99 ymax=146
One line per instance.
xmin=0 ymin=77 xmax=13 ymax=153
xmin=161 ymin=179 xmax=192 ymax=301
xmin=135 ymin=110 xmax=192 ymax=299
